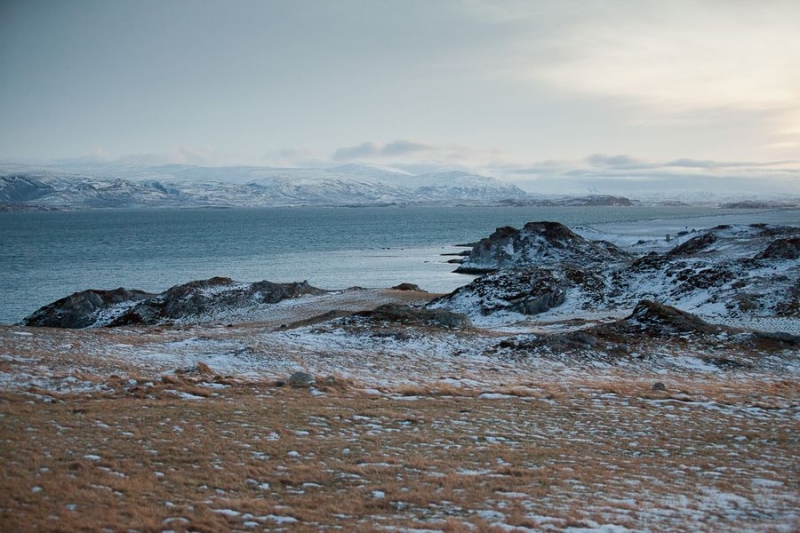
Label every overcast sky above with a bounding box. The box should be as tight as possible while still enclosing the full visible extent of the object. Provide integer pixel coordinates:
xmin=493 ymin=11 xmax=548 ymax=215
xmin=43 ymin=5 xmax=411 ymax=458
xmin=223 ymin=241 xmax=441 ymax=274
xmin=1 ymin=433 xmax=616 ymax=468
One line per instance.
xmin=1 ymin=0 xmax=798 ymax=192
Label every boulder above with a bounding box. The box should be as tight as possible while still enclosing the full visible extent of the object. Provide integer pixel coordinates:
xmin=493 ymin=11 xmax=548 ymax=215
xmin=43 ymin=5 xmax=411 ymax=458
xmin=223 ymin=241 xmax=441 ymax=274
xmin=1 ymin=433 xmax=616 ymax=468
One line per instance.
xmin=391 ymin=283 xmax=425 ymax=292
xmin=288 ymin=372 xmax=316 ymax=388
xmin=21 ymin=287 xmax=153 ymax=328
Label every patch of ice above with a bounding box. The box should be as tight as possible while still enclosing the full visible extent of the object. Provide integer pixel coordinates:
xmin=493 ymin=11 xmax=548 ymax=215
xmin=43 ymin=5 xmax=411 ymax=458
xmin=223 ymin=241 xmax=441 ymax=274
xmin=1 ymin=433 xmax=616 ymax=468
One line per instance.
xmin=212 ymin=509 xmax=241 ymax=517
xmin=164 ymin=389 xmax=206 ymax=400
xmin=751 ymin=478 xmax=784 ymax=488
xmin=479 ymin=393 xmax=514 ymax=400
xmin=260 ymin=515 xmax=298 ymax=524
xmin=475 ymin=509 xmax=505 ymax=520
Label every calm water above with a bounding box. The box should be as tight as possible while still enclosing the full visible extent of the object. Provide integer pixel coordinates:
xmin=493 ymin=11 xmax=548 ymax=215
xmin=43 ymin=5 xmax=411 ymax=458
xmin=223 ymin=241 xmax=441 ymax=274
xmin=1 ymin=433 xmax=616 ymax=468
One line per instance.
xmin=0 ymin=206 xmax=780 ymax=324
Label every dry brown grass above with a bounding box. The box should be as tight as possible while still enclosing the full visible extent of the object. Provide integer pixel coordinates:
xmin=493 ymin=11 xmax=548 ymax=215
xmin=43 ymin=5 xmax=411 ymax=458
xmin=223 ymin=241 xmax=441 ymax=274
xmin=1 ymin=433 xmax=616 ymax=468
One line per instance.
xmin=2 ymin=378 xmax=798 ymax=532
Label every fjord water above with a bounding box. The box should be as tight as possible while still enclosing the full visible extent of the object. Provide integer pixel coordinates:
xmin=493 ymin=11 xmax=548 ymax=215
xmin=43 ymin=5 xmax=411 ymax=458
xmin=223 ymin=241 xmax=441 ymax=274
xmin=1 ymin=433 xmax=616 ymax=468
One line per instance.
xmin=0 ymin=206 xmax=780 ymax=324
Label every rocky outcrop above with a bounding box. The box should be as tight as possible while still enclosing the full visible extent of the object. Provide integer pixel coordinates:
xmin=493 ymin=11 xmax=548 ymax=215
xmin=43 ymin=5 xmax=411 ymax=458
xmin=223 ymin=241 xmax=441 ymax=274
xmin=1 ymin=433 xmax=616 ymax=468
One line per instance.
xmin=357 ymin=304 xmax=471 ymax=329
xmin=756 ymin=238 xmax=800 ymax=260
xmin=22 ymin=288 xmax=153 ymax=328
xmin=431 ymin=268 xmax=568 ymax=317
xmin=623 ymin=300 xmax=721 ymax=336
xmin=448 ymin=221 xmax=799 ymax=323
xmin=110 ymin=278 xmax=325 ymax=326
xmin=22 ymin=277 xmax=326 ymax=328
xmin=391 ymin=283 xmax=425 ymax=292
xmin=666 ymin=232 xmax=718 ymax=257
xmin=497 ymin=300 xmax=799 ymax=367
xmin=456 ymin=221 xmax=628 ymax=274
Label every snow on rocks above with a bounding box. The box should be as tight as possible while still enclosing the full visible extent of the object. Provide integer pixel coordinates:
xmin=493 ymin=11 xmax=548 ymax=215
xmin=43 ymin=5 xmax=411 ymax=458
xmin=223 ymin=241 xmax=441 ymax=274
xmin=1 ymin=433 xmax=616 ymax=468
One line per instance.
xmin=21 ymin=277 xmax=326 ymax=328
xmin=456 ymin=221 xmax=629 ymax=274
xmin=438 ymin=222 xmax=799 ymax=331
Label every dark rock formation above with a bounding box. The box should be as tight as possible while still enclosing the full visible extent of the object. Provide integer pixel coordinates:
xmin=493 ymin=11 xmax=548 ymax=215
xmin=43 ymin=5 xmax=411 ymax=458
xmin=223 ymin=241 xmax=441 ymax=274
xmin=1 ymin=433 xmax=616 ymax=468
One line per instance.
xmin=495 ymin=300 xmax=797 ymax=369
xmin=391 ymin=283 xmax=425 ymax=292
xmin=456 ymin=221 xmax=629 ymax=273
xmin=22 ymin=288 xmax=153 ymax=328
xmin=624 ymin=300 xmax=721 ymax=336
xmin=499 ymin=195 xmax=633 ymax=207
xmin=357 ymin=304 xmax=471 ymax=329
xmin=432 ymin=268 xmax=567 ymax=316
xmin=288 ymin=371 xmax=316 ymax=388
xmin=756 ymin=238 xmax=800 ymax=260
xmin=667 ymin=232 xmax=718 ymax=257
xmin=748 ymin=331 xmax=800 ymax=350
xmin=23 ymin=277 xmax=326 ymax=328
xmin=110 ymin=278 xmax=325 ymax=326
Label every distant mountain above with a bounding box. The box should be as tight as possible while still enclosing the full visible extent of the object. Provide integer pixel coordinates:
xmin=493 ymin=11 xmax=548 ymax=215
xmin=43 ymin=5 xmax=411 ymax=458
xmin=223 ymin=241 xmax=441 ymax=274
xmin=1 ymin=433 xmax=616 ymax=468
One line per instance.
xmin=498 ymin=195 xmax=634 ymax=207
xmin=0 ymin=163 xmax=530 ymax=209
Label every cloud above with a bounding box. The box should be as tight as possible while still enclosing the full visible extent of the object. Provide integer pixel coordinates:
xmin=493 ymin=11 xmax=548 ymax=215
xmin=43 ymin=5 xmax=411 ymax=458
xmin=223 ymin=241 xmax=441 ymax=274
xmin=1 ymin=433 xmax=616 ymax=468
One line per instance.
xmin=329 ymin=139 xmax=515 ymax=172
xmin=586 ymin=154 xmax=645 ymax=169
xmin=332 ymin=140 xmax=432 ymax=161
xmin=111 ymin=146 xmax=217 ymax=166
xmin=483 ymin=0 xmax=800 ymax=152
xmin=261 ymin=148 xmax=330 ymax=168
xmin=532 ymin=2 xmax=800 ymax=110
xmin=484 ymin=151 xmax=800 ymax=197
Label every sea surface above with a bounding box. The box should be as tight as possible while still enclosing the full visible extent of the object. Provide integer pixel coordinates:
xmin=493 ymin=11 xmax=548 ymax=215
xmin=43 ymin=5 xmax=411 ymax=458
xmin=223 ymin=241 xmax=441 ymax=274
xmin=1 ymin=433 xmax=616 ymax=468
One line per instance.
xmin=1 ymin=206 xmax=796 ymax=324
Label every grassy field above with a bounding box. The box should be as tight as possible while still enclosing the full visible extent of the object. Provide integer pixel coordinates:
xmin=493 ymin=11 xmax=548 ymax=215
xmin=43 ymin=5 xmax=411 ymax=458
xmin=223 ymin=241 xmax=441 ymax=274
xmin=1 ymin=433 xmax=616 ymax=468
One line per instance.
xmin=2 ymin=375 xmax=798 ymax=532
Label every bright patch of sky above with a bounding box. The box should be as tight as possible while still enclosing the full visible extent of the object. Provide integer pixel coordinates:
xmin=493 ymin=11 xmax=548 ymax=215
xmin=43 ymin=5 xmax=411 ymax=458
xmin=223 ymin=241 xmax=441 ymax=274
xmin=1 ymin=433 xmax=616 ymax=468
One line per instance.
xmin=0 ymin=0 xmax=798 ymax=192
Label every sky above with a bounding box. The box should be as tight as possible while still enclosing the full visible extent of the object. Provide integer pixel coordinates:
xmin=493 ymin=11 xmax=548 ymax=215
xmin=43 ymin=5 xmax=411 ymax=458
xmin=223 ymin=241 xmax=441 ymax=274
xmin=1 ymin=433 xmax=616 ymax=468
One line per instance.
xmin=1 ymin=0 xmax=799 ymax=194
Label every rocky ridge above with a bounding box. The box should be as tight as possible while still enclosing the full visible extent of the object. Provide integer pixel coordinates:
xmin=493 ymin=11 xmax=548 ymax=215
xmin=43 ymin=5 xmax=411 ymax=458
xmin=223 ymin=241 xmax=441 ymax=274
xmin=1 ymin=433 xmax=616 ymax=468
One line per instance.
xmin=22 ymin=277 xmax=325 ymax=328
xmin=0 ymin=165 xmax=530 ymax=209
xmin=494 ymin=300 xmax=799 ymax=369
xmin=455 ymin=221 xmax=629 ymax=274
xmin=435 ymin=222 xmax=800 ymax=326
xmin=16 ymin=220 xmax=799 ymax=374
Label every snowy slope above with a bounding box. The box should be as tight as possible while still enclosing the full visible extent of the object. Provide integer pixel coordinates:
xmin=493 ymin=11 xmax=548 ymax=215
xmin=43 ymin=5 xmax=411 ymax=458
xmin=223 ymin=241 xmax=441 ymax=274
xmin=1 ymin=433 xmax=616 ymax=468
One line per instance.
xmin=1 ymin=163 xmax=529 ymax=208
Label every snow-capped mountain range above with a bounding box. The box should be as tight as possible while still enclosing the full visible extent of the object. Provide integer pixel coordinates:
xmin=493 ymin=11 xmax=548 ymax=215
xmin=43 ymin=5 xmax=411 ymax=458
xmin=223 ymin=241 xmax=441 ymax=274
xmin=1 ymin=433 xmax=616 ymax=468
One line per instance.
xmin=0 ymin=163 xmax=530 ymax=209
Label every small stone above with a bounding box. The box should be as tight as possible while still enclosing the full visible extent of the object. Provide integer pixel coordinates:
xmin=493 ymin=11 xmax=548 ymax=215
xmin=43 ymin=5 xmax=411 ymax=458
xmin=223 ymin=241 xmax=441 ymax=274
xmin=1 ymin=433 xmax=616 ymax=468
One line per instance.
xmin=392 ymin=283 xmax=423 ymax=292
xmin=288 ymin=372 xmax=315 ymax=388
xmin=652 ymin=382 xmax=667 ymax=392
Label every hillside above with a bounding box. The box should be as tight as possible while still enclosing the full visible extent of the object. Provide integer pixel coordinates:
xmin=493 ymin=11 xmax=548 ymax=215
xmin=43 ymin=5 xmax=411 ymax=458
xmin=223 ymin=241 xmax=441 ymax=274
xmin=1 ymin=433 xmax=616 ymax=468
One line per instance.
xmin=0 ymin=164 xmax=530 ymax=209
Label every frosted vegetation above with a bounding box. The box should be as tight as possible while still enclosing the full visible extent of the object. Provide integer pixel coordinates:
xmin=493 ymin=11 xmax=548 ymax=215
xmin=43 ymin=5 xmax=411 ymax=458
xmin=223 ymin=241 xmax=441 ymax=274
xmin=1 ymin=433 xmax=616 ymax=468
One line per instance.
xmin=1 ymin=215 xmax=798 ymax=531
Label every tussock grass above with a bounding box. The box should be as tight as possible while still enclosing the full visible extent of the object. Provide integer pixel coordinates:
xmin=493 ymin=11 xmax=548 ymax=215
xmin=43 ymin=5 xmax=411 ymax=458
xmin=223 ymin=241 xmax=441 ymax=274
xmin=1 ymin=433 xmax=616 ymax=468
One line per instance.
xmin=2 ymin=379 xmax=798 ymax=532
